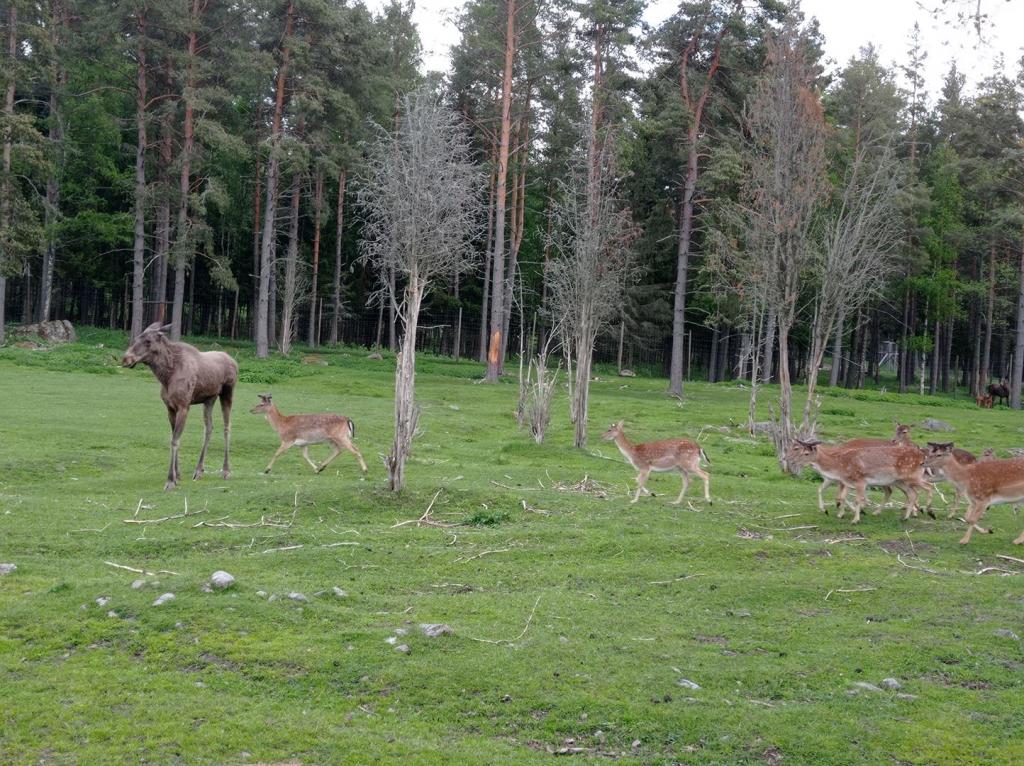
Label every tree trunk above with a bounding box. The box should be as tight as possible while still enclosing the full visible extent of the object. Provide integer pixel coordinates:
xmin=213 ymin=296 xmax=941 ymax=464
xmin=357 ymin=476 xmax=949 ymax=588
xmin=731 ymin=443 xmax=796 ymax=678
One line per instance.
xmin=279 ymin=171 xmax=300 ymax=355
xmin=829 ymin=306 xmax=845 ymax=387
xmin=388 ymin=281 xmax=423 ymax=491
xmin=130 ymin=10 xmax=147 ymax=339
xmin=501 ymin=97 xmax=530 ymax=361
xmin=0 ymin=4 xmax=16 ymax=346
xmin=484 ymin=0 xmax=516 ymax=382
xmin=329 ymin=169 xmax=346 ymax=345
xmin=776 ymin=321 xmax=794 ymax=467
xmin=308 ymin=169 xmax=323 ymax=347
xmin=251 ymin=150 xmax=261 ymax=339
xmin=572 ymin=325 xmax=596 ymax=449
xmin=981 ymin=242 xmax=996 ymax=390
xmin=170 ymin=0 xmax=201 ymax=341
xmin=153 ymin=109 xmax=172 ymax=323
xmin=478 ymin=144 xmax=497 ymax=363
xmin=762 ymin=306 xmax=776 ymax=383
xmin=929 ymin=319 xmax=940 ymax=396
xmin=1012 ymin=241 xmax=1024 ymax=409
xmin=255 ymin=0 xmax=294 ymax=358
xmin=898 ymin=285 xmax=911 ymax=392
xmin=708 ymin=323 xmax=720 ymax=382
xmin=388 ymin=267 xmax=397 ymax=351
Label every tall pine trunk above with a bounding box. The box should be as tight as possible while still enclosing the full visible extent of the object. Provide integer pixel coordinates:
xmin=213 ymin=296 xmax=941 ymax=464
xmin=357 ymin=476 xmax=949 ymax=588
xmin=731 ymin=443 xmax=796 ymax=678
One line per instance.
xmin=279 ymin=171 xmax=300 ymax=355
xmin=251 ymin=151 xmax=261 ymax=339
xmin=1012 ymin=241 xmax=1024 ymax=409
xmin=255 ymin=0 xmax=294 ymax=358
xmin=307 ymin=169 xmax=323 ymax=347
xmin=484 ymin=0 xmax=516 ymax=382
xmin=129 ymin=10 xmax=147 ymax=339
xmin=0 ymin=4 xmax=16 ymax=345
xmin=981 ymin=242 xmax=996 ymax=390
xmin=329 ymin=169 xmax=346 ymax=345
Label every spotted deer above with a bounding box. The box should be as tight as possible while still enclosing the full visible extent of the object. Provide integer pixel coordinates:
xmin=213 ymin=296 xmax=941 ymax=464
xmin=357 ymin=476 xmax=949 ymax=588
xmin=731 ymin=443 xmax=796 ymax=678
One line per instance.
xmin=601 ymin=421 xmax=710 ymax=504
xmin=250 ymin=394 xmax=367 ymax=475
xmin=786 ymin=440 xmax=933 ymax=523
xmin=826 ymin=423 xmax=914 ymax=507
xmin=924 ymin=442 xmax=1024 ymax=545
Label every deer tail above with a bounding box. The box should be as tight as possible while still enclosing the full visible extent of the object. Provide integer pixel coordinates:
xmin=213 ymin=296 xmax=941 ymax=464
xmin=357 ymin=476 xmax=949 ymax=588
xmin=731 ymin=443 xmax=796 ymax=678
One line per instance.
xmin=348 ymin=418 xmax=356 ymax=440
xmin=700 ymin=447 xmax=711 ymax=466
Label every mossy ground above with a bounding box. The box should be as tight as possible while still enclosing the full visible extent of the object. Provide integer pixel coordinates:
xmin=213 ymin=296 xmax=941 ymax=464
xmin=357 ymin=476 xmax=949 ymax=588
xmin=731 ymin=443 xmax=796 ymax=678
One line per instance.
xmin=1 ymin=328 xmax=1022 ymax=765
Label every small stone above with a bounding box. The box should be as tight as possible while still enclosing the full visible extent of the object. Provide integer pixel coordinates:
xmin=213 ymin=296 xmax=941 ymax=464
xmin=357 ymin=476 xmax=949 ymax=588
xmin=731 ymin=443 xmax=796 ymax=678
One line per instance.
xmin=897 ymin=693 xmax=919 ymax=700
xmin=256 ymin=590 xmax=268 ymax=598
xmin=131 ymin=579 xmax=146 ymax=590
xmin=394 ymin=628 xmax=408 ymax=636
xmin=0 ymin=564 xmax=17 ymax=575
xmin=993 ymin=629 xmax=1020 ymax=641
xmin=95 ymin=596 xmax=110 ymax=607
xmin=880 ymin=677 xmax=902 ymax=690
xmin=210 ymin=571 xmax=235 ymax=590
xmin=332 ymin=587 xmax=348 ymax=597
xmin=501 ymin=694 xmax=512 ymax=702
xmin=448 ymin=404 xmax=460 ymax=411
xmin=267 ymin=594 xmax=277 ymax=602
xmin=419 ymin=623 xmax=454 ymax=638
xmin=631 ymin=739 xmax=641 ymax=750
xmin=850 ymin=681 xmax=882 ymax=693
xmin=107 ymin=611 xmax=119 ymax=618
xmin=385 ymin=636 xmax=398 ymax=645
xmin=920 ymin=418 xmax=954 ymax=432
xmin=395 ymin=644 xmax=411 ymax=654
xmin=729 ymin=609 xmax=752 ymax=618
xmin=676 ymin=679 xmax=701 ymax=690
xmin=287 ymin=592 xmax=308 ymax=602
xmin=152 ymin=593 xmax=175 ymax=606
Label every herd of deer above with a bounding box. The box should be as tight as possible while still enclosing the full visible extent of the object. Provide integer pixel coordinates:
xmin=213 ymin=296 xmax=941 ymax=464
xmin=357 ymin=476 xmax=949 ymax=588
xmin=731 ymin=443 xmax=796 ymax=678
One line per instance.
xmin=121 ymin=324 xmax=1023 ymax=547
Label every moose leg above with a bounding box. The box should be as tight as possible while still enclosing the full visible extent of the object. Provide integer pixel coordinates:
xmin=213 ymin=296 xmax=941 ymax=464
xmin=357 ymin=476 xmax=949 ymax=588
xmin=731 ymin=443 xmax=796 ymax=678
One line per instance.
xmin=220 ymin=385 xmax=233 ymax=479
xmin=632 ymin=468 xmax=651 ymax=503
xmin=193 ymin=400 xmax=215 ymax=480
xmin=264 ymin=441 xmax=294 ymax=473
xmin=670 ymin=471 xmax=690 ymax=505
xmin=301 ymin=446 xmax=320 ymax=472
xmin=166 ymin=406 xmax=189 ymax=491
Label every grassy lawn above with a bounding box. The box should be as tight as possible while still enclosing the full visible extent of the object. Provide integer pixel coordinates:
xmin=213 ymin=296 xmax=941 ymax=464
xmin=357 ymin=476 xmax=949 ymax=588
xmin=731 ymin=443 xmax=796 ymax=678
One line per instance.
xmin=1 ymin=328 xmax=1023 ymax=765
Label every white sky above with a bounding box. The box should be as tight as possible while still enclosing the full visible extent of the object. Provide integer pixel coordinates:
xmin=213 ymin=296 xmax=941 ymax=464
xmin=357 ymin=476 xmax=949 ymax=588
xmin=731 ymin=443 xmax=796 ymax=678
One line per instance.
xmin=370 ymin=0 xmax=1024 ymax=100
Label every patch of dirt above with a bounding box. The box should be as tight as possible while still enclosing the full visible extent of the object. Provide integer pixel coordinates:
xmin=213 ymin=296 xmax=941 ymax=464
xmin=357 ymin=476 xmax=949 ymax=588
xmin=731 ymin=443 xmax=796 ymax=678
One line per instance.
xmin=737 ymin=528 xmax=771 ymax=540
xmin=762 ymin=745 xmax=784 ymax=765
xmin=694 ymin=635 xmax=728 ymax=644
xmin=877 ymin=539 xmax=938 ymax=556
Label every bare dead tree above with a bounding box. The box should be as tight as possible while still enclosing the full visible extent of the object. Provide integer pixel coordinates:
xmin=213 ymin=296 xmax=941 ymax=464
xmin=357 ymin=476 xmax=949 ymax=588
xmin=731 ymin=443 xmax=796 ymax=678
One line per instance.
xmin=801 ymin=143 xmax=903 ymax=432
xmin=742 ymin=24 xmax=828 ymax=467
xmin=545 ymin=142 xmax=638 ymax=449
xmin=358 ymin=89 xmax=483 ymax=491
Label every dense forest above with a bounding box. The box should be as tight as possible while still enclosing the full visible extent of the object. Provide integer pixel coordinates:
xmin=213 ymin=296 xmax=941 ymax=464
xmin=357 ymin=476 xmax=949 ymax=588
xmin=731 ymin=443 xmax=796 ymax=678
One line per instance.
xmin=1 ymin=0 xmax=1022 ymax=407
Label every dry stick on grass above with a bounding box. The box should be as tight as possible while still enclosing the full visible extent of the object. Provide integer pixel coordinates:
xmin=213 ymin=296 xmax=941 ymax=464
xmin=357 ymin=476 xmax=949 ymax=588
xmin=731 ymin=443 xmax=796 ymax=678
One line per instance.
xmin=454 ymin=548 xmax=511 ymax=564
xmin=193 ymin=515 xmax=292 ymax=529
xmin=104 ymin=561 xmax=181 ymax=576
xmin=996 ymin=554 xmax=1024 ymax=566
xmin=390 ymin=489 xmax=460 ymax=529
xmin=262 ymin=544 xmax=303 ymax=554
xmin=895 ymin=554 xmax=946 ymax=576
xmin=123 ymin=497 xmax=207 ymax=524
xmin=521 ymin=500 xmax=551 ymax=516
xmin=824 ymin=586 xmax=877 ymax=601
xmin=649 ymin=573 xmax=704 ymax=585
xmin=465 ymin=594 xmax=543 ymax=646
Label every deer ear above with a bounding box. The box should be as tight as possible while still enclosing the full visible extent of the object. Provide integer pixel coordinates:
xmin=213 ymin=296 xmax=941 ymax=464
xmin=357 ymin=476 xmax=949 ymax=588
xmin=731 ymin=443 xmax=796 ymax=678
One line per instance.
xmin=617 ymin=420 xmax=624 ymax=428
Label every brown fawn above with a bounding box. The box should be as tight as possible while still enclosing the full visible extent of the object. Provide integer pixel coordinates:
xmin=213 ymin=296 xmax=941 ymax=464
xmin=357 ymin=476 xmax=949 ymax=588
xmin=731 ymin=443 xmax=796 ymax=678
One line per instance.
xmin=601 ymin=421 xmax=710 ymax=504
xmin=924 ymin=442 xmax=1024 ymax=545
xmin=823 ymin=422 xmax=914 ymax=508
xmin=786 ymin=439 xmax=933 ymax=523
xmin=250 ymin=394 xmax=367 ymax=475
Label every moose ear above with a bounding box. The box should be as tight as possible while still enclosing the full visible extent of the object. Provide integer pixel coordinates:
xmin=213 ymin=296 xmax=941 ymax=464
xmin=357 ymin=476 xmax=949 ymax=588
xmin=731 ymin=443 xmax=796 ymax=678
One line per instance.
xmin=158 ymin=323 xmax=172 ymax=335
xmin=143 ymin=321 xmax=164 ymax=333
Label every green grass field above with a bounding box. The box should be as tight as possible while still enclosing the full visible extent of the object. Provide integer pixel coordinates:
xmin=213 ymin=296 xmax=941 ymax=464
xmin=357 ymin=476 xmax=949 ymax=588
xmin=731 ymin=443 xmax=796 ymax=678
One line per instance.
xmin=1 ymin=328 xmax=1023 ymax=765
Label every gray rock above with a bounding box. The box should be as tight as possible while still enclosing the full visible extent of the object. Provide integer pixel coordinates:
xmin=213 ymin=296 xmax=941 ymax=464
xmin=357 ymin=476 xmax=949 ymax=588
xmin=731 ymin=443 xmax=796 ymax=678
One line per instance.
xmin=993 ymin=629 xmax=1020 ymax=641
xmin=9 ymin=319 xmax=76 ymax=344
xmin=332 ymin=587 xmax=348 ymax=598
xmin=920 ymin=418 xmax=954 ymax=432
xmin=448 ymin=404 xmax=460 ymax=411
xmin=395 ymin=644 xmax=411 ymax=654
xmin=131 ymin=579 xmax=146 ymax=590
xmin=210 ymin=571 xmax=235 ymax=590
xmin=897 ymin=693 xmax=919 ymax=700
xmin=256 ymin=590 xmax=268 ymax=598
xmin=850 ymin=681 xmax=882 ymax=693
xmin=95 ymin=596 xmax=110 ymax=607
xmin=287 ymin=592 xmax=308 ymax=602
xmin=420 ymin=623 xmax=454 ymax=638
xmin=152 ymin=593 xmax=175 ymax=606
xmin=367 ymin=352 xmax=383 ymax=361
xmin=676 ymin=678 xmax=701 ymax=690
xmin=394 ymin=627 xmax=408 ymax=636
xmin=107 ymin=611 xmax=119 ymax=619
xmin=880 ymin=678 xmax=901 ymax=690
xmin=0 ymin=563 xmax=16 ymax=575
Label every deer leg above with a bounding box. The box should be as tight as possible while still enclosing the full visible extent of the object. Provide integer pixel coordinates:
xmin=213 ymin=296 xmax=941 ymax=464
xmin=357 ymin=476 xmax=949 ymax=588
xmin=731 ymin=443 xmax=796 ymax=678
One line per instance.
xmin=264 ymin=441 xmax=293 ymax=473
xmin=220 ymin=385 xmax=233 ymax=479
xmin=632 ymin=468 xmax=651 ymax=503
xmin=959 ymin=502 xmax=988 ymax=544
xmin=670 ymin=470 xmax=690 ymax=505
xmin=166 ymin=406 xmax=188 ymax=491
xmin=315 ymin=445 xmax=342 ymax=473
xmin=850 ymin=481 xmax=868 ymax=524
xmin=343 ymin=440 xmax=368 ymax=473
xmin=301 ymin=446 xmax=320 ymax=472
xmin=692 ymin=467 xmax=711 ymax=504
xmin=193 ymin=400 xmax=215 ymax=480
xmin=1013 ymin=529 xmax=1024 ymax=545
xmin=817 ymin=478 xmax=833 ymax=514
xmin=901 ymin=485 xmax=920 ymax=521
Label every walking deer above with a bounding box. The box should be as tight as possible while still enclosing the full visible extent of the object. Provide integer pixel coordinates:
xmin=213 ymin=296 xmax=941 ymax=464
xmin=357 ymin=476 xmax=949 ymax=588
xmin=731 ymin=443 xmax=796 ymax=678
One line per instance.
xmin=786 ymin=440 xmax=933 ymax=523
xmin=832 ymin=423 xmax=914 ymax=507
xmin=601 ymin=421 xmax=710 ymax=504
xmin=924 ymin=442 xmax=1024 ymax=544
xmin=122 ymin=322 xmax=237 ymax=490
xmin=250 ymin=394 xmax=367 ymax=475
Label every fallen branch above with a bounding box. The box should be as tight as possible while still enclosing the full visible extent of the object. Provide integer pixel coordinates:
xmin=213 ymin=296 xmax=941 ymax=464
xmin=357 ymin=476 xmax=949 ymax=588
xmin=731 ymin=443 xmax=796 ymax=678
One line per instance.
xmin=390 ymin=489 xmax=460 ymax=528
xmin=104 ymin=561 xmax=180 ymax=577
xmin=454 ymin=548 xmax=511 ymax=564
xmin=824 ymin=586 xmax=876 ymax=601
xmin=648 ymin=574 xmax=703 ymax=585
xmin=465 ymin=594 xmax=542 ymax=646
xmin=895 ymin=554 xmax=945 ymax=576
xmin=193 ymin=515 xmax=291 ymax=529
xmin=521 ymin=500 xmax=551 ymax=516
xmin=124 ymin=497 xmax=206 ymax=525
xmin=996 ymin=554 xmax=1024 ymax=566
xmin=262 ymin=544 xmax=303 ymax=554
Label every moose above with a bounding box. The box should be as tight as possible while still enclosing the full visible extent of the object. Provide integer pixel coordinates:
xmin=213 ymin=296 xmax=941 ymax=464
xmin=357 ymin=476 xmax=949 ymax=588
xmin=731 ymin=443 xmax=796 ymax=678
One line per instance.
xmin=987 ymin=379 xmax=1009 ymax=407
xmin=122 ymin=323 xmax=238 ymax=490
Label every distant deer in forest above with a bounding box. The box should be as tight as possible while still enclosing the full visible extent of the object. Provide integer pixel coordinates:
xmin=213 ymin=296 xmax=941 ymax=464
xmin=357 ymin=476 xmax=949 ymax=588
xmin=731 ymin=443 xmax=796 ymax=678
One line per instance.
xmin=601 ymin=421 xmax=711 ymax=505
xmin=250 ymin=394 xmax=367 ymax=475
xmin=987 ymin=379 xmax=1009 ymax=407
xmin=976 ymin=393 xmax=993 ymax=409
xmin=122 ymin=322 xmax=237 ymax=490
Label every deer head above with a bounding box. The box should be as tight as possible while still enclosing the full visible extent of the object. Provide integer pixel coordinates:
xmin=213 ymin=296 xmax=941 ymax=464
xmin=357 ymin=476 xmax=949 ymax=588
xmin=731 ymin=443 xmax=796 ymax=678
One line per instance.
xmin=894 ymin=423 xmax=912 ymax=443
xmin=249 ymin=393 xmax=274 ymax=415
xmin=122 ymin=322 xmax=172 ymax=368
xmin=923 ymin=441 xmax=955 ymax=470
xmin=785 ymin=439 xmax=822 ymax=471
xmin=601 ymin=421 xmax=626 ymax=441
